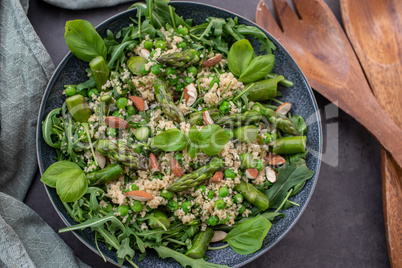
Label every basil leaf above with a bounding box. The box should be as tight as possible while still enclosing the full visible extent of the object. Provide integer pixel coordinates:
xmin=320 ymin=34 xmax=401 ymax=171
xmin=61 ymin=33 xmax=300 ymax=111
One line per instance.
xmin=151 ymin=128 xmax=189 ymax=152
xmin=188 ymin=142 xmax=200 ymax=159
xmin=56 ymin=169 xmax=88 ymax=203
xmin=239 ymin=54 xmax=275 ymax=83
xmin=188 ymin=126 xmax=201 ymax=142
xmin=265 ymin=159 xmax=315 ymax=208
xmin=41 ymin=161 xmax=81 ymax=188
xmin=199 ymin=124 xmax=229 ymax=156
xmin=153 ymin=246 xmax=229 ymax=268
xmin=246 ymin=76 xmax=283 ymax=101
xmin=228 ymin=39 xmax=254 ymax=77
xmin=224 ymin=215 xmax=272 ymax=255
xmin=65 ymin=20 xmax=107 ymax=62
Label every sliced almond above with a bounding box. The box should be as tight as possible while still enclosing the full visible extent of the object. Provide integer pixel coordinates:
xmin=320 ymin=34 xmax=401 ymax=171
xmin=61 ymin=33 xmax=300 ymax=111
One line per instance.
xmin=269 ymin=155 xmax=286 ymax=166
xmin=94 ymin=150 xmax=106 ymax=169
xmin=203 ymin=110 xmax=214 ymax=125
xmin=265 ymin=166 xmax=277 ymax=183
xmin=183 ymin=83 xmax=197 ymax=106
xmin=275 ymin=102 xmax=292 ymax=115
xmin=245 ymin=168 xmax=259 ymax=179
xmin=140 ymin=48 xmax=150 ymax=60
xmin=202 ymin=54 xmax=223 ymax=67
xmin=126 ymin=190 xmax=154 ymax=201
xmin=212 ymin=171 xmax=223 ymax=182
xmin=129 ymin=96 xmax=145 ymax=111
xmin=143 ymin=101 xmax=149 ymax=111
xmin=105 ymin=116 xmax=129 ymax=129
xmin=264 ymin=152 xmax=275 ymax=165
xmin=211 ymin=231 xmax=227 ymax=243
xmin=170 ymin=158 xmax=183 ymax=177
xmin=149 ymin=153 xmax=160 ymax=173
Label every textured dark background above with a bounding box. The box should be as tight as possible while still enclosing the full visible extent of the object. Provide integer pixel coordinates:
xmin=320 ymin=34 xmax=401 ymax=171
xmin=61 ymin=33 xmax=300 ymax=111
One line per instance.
xmin=26 ymin=0 xmax=389 ymax=267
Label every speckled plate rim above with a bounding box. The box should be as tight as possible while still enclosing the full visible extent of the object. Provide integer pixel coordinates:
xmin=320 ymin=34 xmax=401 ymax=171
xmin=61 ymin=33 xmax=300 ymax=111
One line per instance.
xmin=36 ymin=2 xmax=322 ymax=267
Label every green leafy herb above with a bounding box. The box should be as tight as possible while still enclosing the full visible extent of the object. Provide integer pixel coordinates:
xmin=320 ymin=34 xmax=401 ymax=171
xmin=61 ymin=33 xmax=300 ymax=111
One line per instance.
xmin=188 ymin=126 xmax=201 ymax=142
xmin=290 ymin=115 xmax=307 ymax=136
xmin=198 ymin=124 xmax=229 ymax=155
xmin=65 ymin=20 xmax=107 ymax=62
xmin=151 ymin=128 xmax=189 ymax=152
xmin=227 ymin=39 xmax=254 ymax=76
xmin=265 ymin=159 xmax=315 ymax=209
xmin=188 ymin=142 xmax=200 ymax=159
xmin=41 ymin=160 xmax=81 ymax=188
xmin=56 ymin=168 xmax=88 ymax=203
xmin=224 ymin=215 xmax=272 ymax=255
xmin=239 ymin=54 xmax=274 ymax=83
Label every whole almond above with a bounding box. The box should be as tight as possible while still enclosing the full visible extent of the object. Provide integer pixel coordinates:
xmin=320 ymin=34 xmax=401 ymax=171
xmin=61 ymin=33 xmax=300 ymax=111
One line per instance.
xmin=264 ymin=152 xmax=275 ymax=165
xmin=269 ymin=155 xmax=286 ymax=166
xmin=202 ymin=54 xmax=222 ymax=67
xmin=183 ymin=83 xmax=197 ymax=106
xmin=245 ymin=168 xmax=259 ymax=179
xmin=149 ymin=153 xmax=160 ymax=173
xmin=129 ymin=96 xmax=145 ymax=111
xmin=212 ymin=171 xmax=223 ymax=182
xmin=265 ymin=166 xmax=277 ymax=183
xmin=170 ymin=158 xmax=183 ymax=177
xmin=105 ymin=116 xmax=129 ymax=129
xmin=211 ymin=231 xmax=227 ymax=242
xmin=275 ymin=102 xmax=292 ymax=115
xmin=126 ymin=190 xmax=154 ymax=201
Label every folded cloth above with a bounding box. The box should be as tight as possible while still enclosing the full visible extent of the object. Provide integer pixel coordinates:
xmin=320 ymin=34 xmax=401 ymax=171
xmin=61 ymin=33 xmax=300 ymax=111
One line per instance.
xmin=0 ymin=0 xmax=88 ymax=267
xmin=42 ymin=0 xmax=132 ymax=10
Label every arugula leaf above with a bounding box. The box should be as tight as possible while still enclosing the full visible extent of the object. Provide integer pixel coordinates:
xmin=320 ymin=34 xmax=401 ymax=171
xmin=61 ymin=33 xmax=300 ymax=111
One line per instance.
xmin=64 ymin=20 xmax=107 ymax=62
xmin=116 ymin=238 xmax=135 ymax=265
xmin=227 ymin=39 xmax=254 ymax=77
xmin=224 ymin=215 xmax=272 ymax=255
xmin=153 ymin=246 xmax=229 ymax=268
xmin=151 ymin=128 xmax=189 ymax=152
xmin=198 ymin=124 xmax=229 ymax=156
xmin=107 ymin=40 xmax=136 ymax=68
xmin=290 ymin=115 xmax=307 ymax=135
xmin=265 ymin=159 xmax=315 ymax=208
xmin=41 ymin=160 xmax=81 ymax=188
xmin=56 ymin=169 xmax=88 ymax=203
xmin=235 ymin=24 xmax=276 ymax=54
xmin=239 ymin=54 xmax=275 ymax=83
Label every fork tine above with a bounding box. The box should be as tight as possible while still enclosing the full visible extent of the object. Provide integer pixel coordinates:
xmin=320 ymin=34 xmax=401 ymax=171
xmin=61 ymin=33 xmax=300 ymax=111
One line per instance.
xmin=273 ymin=0 xmax=300 ymax=32
xmin=256 ymin=0 xmax=283 ymax=37
xmin=293 ymin=0 xmax=335 ymax=24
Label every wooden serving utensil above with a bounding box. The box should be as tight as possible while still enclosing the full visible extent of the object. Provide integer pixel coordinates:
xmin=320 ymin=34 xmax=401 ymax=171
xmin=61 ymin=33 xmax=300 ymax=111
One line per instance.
xmin=255 ymin=0 xmax=402 ymax=168
xmin=341 ymin=0 xmax=402 ymax=266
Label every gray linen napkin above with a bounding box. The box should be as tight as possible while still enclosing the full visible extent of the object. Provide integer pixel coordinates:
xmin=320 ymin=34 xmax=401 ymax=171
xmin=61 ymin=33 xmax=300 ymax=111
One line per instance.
xmin=0 ymin=0 xmax=126 ymax=266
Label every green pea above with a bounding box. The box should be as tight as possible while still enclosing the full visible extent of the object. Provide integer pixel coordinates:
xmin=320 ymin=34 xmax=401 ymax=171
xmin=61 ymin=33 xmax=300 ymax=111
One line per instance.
xmin=177 ymin=42 xmax=187 ymax=50
xmin=187 ymin=66 xmax=198 ymax=76
xmin=224 ymin=169 xmax=236 ymax=179
xmin=253 ymin=159 xmax=264 ymax=171
xmin=263 ymin=133 xmax=272 ymax=143
xmin=65 ymin=85 xmax=77 ymax=96
xmin=168 ymin=199 xmax=179 ymax=211
xmin=161 ymin=189 xmax=174 ymax=200
xmin=184 ymin=76 xmax=193 ymax=85
xmin=112 ymin=111 xmax=124 ymax=119
xmin=182 ymin=201 xmax=192 ymax=213
xmin=219 ymin=186 xmax=229 ymax=198
xmin=219 ymin=101 xmax=230 ymax=114
xmin=166 ymin=67 xmax=177 ymax=76
xmin=135 ymin=127 xmax=150 ymax=141
xmin=131 ymin=200 xmax=143 ymax=213
xmin=168 ymin=77 xmax=179 ymax=85
xmin=116 ymin=97 xmax=128 ymax=109
xmin=225 ymin=129 xmax=234 ymax=139
xmin=87 ymin=89 xmax=99 ymax=98
xmin=177 ymin=27 xmax=188 ymax=35
xmin=150 ymin=50 xmax=157 ymax=58
xmin=214 ymin=199 xmax=226 ymax=210
xmin=175 ymin=83 xmax=184 ymax=92
xmin=175 ymin=153 xmax=184 ymax=165
xmin=126 ymin=105 xmax=136 ymax=115
xmin=144 ymin=40 xmax=153 ymax=50
xmin=104 ymin=203 xmax=113 ymax=212
xmin=207 ymin=190 xmax=214 ymax=200
xmin=195 ymin=185 xmax=207 ymax=194
xmin=233 ymin=193 xmax=244 ymax=204
xmin=219 ymin=213 xmax=230 ymax=224
xmin=206 ymin=215 xmax=219 ymax=226
xmin=151 ymin=65 xmax=162 ymax=75
xmin=131 ymin=184 xmax=139 ymax=191
xmin=117 ymin=205 xmax=130 ymax=217
xmin=100 ymin=94 xmax=112 ymax=104
xmin=141 ymin=64 xmax=150 ymax=75
xmin=107 ymin=128 xmax=117 ymax=137
xmin=155 ymin=40 xmax=167 ymax=50
xmin=238 ymin=205 xmax=246 ymax=214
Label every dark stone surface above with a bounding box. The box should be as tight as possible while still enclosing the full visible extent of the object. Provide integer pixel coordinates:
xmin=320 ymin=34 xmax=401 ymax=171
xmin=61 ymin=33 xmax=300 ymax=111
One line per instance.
xmin=26 ymin=0 xmax=389 ymax=267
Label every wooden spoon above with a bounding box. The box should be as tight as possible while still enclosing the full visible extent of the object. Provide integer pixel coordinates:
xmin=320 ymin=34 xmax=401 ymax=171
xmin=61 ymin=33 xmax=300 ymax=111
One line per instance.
xmin=255 ymin=0 xmax=402 ymax=167
xmin=341 ymin=0 xmax=402 ymax=266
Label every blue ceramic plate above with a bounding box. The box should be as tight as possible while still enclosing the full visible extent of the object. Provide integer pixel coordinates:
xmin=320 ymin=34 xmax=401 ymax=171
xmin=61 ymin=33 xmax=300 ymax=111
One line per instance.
xmin=36 ymin=2 xmax=322 ymax=267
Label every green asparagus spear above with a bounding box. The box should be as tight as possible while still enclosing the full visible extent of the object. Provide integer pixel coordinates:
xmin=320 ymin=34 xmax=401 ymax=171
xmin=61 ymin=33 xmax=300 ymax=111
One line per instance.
xmin=87 ymin=163 xmax=123 ymax=185
xmin=239 ymin=153 xmax=253 ymax=170
xmin=235 ymin=181 xmax=269 ymax=211
xmin=89 ymin=56 xmax=110 ymax=91
xmin=185 ymin=228 xmax=214 ymax=259
xmin=234 ymin=125 xmax=259 ymax=143
xmin=127 ymin=56 xmax=147 ymax=76
xmin=156 ymin=49 xmax=200 ymax=67
xmin=65 ymin=95 xmax=92 ymax=123
xmin=148 ymin=209 xmax=171 ymax=230
xmin=153 ymin=77 xmax=185 ymax=123
xmin=272 ymin=136 xmax=307 ymax=154
xmin=167 ymin=158 xmax=224 ymax=192
xmin=214 ymin=110 xmax=262 ymax=127
xmin=96 ymin=139 xmax=146 ymax=169
xmin=252 ymin=102 xmax=299 ymax=136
